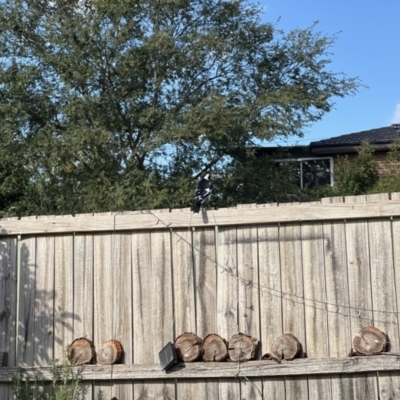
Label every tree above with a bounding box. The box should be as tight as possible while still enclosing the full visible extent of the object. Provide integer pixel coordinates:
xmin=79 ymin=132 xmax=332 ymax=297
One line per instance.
xmin=333 ymin=142 xmax=378 ymax=196
xmin=0 ymin=0 xmax=361 ymax=215
xmin=370 ymin=140 xmax=400 ymax=194
xmin=310 ymin=141 xmax=379 ymax=198
xmin=216 ymin=148 xmax=310 ymax=206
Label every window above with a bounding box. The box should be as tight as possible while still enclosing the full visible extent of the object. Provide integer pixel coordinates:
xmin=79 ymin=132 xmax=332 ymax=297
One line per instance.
xmin=276 ymin=157 xmax=334 ymax=189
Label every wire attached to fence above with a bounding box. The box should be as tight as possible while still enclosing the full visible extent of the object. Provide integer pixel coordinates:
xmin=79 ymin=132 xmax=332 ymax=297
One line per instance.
xmin=143 ymin=209 xmax=400 ymax=326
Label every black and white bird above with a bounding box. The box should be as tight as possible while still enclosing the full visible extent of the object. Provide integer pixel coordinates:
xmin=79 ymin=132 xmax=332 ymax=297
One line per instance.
xmin=193 ymin=173 xmax=213 ymax=213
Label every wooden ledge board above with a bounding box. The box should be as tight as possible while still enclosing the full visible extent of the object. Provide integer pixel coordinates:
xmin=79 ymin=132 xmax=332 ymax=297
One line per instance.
xmin=1 ymin=200 xmax=400 ymax=236
xmin=1 ymin=356 xmax=400 ymax=381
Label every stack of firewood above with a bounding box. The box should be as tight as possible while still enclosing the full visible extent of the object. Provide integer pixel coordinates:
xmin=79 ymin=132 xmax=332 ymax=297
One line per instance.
xmin=174 ymin=332 xmax=260 ymax=362
xmin=67 ymin=325 xmax=390 ymax=366
xmin=68 ymin=338 xmax=123 ymax=365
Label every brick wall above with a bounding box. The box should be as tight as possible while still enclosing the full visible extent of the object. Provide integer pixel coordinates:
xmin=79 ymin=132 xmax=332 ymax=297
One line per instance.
xmin=333 ymin=150 xmax=392 ymax=179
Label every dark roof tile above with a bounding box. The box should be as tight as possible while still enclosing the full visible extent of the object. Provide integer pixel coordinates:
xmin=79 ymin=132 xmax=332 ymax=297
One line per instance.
xmin=310 ymin=125 xmax=400 ymax=148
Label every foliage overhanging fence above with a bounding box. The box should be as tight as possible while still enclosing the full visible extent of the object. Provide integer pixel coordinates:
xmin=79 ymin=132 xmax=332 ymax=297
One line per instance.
xmin=2 ymin=193 xmax=400 ymax=399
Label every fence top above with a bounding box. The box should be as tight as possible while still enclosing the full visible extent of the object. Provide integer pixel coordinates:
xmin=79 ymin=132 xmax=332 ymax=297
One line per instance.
xmin=0 ymin=193 xmax=400 ymax=236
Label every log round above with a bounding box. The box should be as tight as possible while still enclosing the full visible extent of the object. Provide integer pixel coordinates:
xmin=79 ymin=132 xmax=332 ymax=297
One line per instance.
xmin=174 ymin=332 xmax=203 ymax=362
xmin=263 ymin=333 xmax=302 ymax=362
xmin=67 ymin=337 xmax=94 ymax=365
xmin=228 ymin=333 xmax=260 ymax=362
xmin=201 ymin=334 xmax=229 ymax=362
xmin=352 ymin=326 xmax=387 ymax=355
xmin=97 ymin=340 xmax=123 ymax=365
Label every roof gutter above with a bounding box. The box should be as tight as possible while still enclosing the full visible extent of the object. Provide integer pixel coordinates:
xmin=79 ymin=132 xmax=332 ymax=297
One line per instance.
xmin=311 ymin=143 xmax=393 ymax=155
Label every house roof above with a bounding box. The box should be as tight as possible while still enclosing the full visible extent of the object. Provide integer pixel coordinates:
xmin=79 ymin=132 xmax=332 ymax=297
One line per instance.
xmin=310 ymin=125 xmax=400 ymax=148
xmin=254 ymin=125 xmax=400 ymax=158
xmin=256 ymin=146 xmax=316 ymax=158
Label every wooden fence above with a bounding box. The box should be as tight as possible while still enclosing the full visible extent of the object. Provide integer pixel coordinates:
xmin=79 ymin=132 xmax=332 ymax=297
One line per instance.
xmin=2 ymin=193 xmax=400 ymax=399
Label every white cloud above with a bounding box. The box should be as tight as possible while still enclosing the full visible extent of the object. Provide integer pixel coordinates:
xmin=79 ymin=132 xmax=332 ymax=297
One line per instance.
xmin=392 ymin=103 xmax=400 ymax=124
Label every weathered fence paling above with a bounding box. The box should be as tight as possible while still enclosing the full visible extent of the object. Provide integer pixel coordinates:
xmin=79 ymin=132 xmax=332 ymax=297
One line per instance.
xmin=2 ymin=193 xmax=400 ymax=399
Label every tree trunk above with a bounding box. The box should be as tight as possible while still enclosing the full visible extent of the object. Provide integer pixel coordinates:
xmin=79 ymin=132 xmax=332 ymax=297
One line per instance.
xmin=97 ymin=340 xmax=123 ymax=365
xmin=228 ymin=333 xmax=260 ymax=362
xmin=174 ymin=332 xmax=203 ymax=362
xmin=351 ymin=326 xmax=387 ymax=356
xmin=262 ymin=333 xmax=303 ymax=362
xmin=201 ymin=334 xmax=229 ymax=362
xmin=67 ymin=338 xmax=94 ymax=365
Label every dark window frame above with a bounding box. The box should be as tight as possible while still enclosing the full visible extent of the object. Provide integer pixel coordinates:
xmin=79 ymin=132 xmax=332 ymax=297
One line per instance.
xmin=276 ymin=157 xmax=334 ymax=189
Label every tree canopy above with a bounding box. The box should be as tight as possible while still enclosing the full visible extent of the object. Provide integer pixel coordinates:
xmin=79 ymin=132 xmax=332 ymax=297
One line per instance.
xmin=0 ymin=0 xmax=360 ymax=216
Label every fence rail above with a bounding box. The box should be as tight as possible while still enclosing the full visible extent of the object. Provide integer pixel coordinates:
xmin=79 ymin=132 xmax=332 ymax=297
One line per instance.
xmin=2 ymin=355 xmax=400 ymax=382
xmin=1 ymin=196 xmax=400 ymax=235
xmin=2 ymin=193 xmax=400 ymax=399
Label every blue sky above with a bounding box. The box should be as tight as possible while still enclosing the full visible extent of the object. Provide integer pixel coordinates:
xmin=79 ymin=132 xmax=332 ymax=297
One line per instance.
xmin=258 ymin=0 xmax=400 ymax=146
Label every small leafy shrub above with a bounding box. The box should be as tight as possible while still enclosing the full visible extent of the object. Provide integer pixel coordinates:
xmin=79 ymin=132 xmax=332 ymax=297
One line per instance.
xmin=333 ymin=141 xmax=379 ymax=196
xmin=370 ymin=140 xmax=400 ymax=194
xmin=12 ymin=358 xmax=84 ymax=400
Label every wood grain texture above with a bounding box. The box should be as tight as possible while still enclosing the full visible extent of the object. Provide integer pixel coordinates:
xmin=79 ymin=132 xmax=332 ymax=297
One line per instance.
xmin=132 ymin=223 xmax=175 ymax=399
xmin=323 ymin=217 xmax=353 ymax=399
xmin=132 ymin=230 xmax=153 ymax=364
xmin=33 ymin=235 xmax=55 ymax=366
xmin=172 ymin=226 xmax=205 ymax=400
xmin=111 ymin=232 xmax=133 ymax=398
xmin=323 ymin=219 xmax=352 ymax=357
xmin=0 ymin=383 xmax=12 ymax=400
xmin=366 ymin=194 xmax=400 ymax=400
xmin=0 ymin=237 xmax=16 ymax=400
xmin=279 ymin=223 xmax=308 ymax=400
xmin=73 ymin=233 xmax=94 ymax=338
xmin=73 ymin=228 xmax=94 ymax=399
xmin=237 ymin=226 xmax=259 ymax=337
xmin=391 ymin=216 xmax=400 ymax=400
xmin=2 ymin=199 xmax=400 ymax=234
xmin=369 ymin=218 xmax=400 ymax=399
xmin=216 ymin=226 xmax=240 ymax=400
xmin=258 ymin=224 xmax=285 ymax=399
xmin=93 ymin=232 xmax=113 ymax=399
xmin=54 ymin=235 xmax=74 ymax=361
xmin=217 ymin=226 xmax=239 ymax=338
xmin=132 ymin=230 xmax=154 ymax=399
xmin=237 ymin=225 xmax=262 ymax=399
xmin=5 ymin=195 xmax=400 ymax=399
xmin=301 ymin=222 xmax=331 ymax=400
xmin=171 ymin=228 xmax=196 ymax=335
xmin=28 ymin=234 xmax=54 ymax=400
xmin=2 ymin=356 xmax=400 ymax=381
xmin=16 ymin=235 xmax=36 ymax=366
xmin=345 ymin=219 xmax=374 ymax=330
xmin=193 ymin=227 xmax=219 ymax=399
xmin=151 ymin=227 xmax=175 ymax=399
xmin=302 ymin=223 xmax=329 ymax=357
xmin=258 ymin=224 xmax=283 ymax=354
xmin=0 ymin=237 xmax=17 ymax=365
xmin=345 ymin=195 xmax=378 ymax=400
xmin=193 ymin=227 xmax=217 ymax=338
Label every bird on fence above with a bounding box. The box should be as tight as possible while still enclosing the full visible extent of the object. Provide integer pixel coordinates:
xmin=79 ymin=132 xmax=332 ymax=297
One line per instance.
xmin=193 ymin=173 xmax=213 ymax=213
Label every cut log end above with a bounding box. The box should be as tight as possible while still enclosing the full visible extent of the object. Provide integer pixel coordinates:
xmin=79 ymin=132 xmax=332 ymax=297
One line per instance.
xmin=266 ymin=333 xmax=303 ymax=362
xmin=351 ymin=326 xmax=387 ymax=356
xmin=174 ymin=332 xmax=203 ymax=362
xmin=67 ymin=337 xmax=94 ymax=365
xmin=201 ymin=334 xmax=229 ymax=362
xmin=97 ymin=340 xmax=123 ymax=365
xmin=228 ymin=333 xmax=260 ymax=362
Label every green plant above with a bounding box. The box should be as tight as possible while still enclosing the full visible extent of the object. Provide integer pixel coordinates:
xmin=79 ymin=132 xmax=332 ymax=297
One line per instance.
xmin=0 ymin=0 xmax=361 ymax=216
xmin=333 ymin=141 xmax=379 ymax=195
xmin=386 ymin=140 xmax=400 ymax=175
xmin=369 ymin=140 xmax=400 ymax=194
xmin=12 ymin=359 xmax=84 ymax=400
